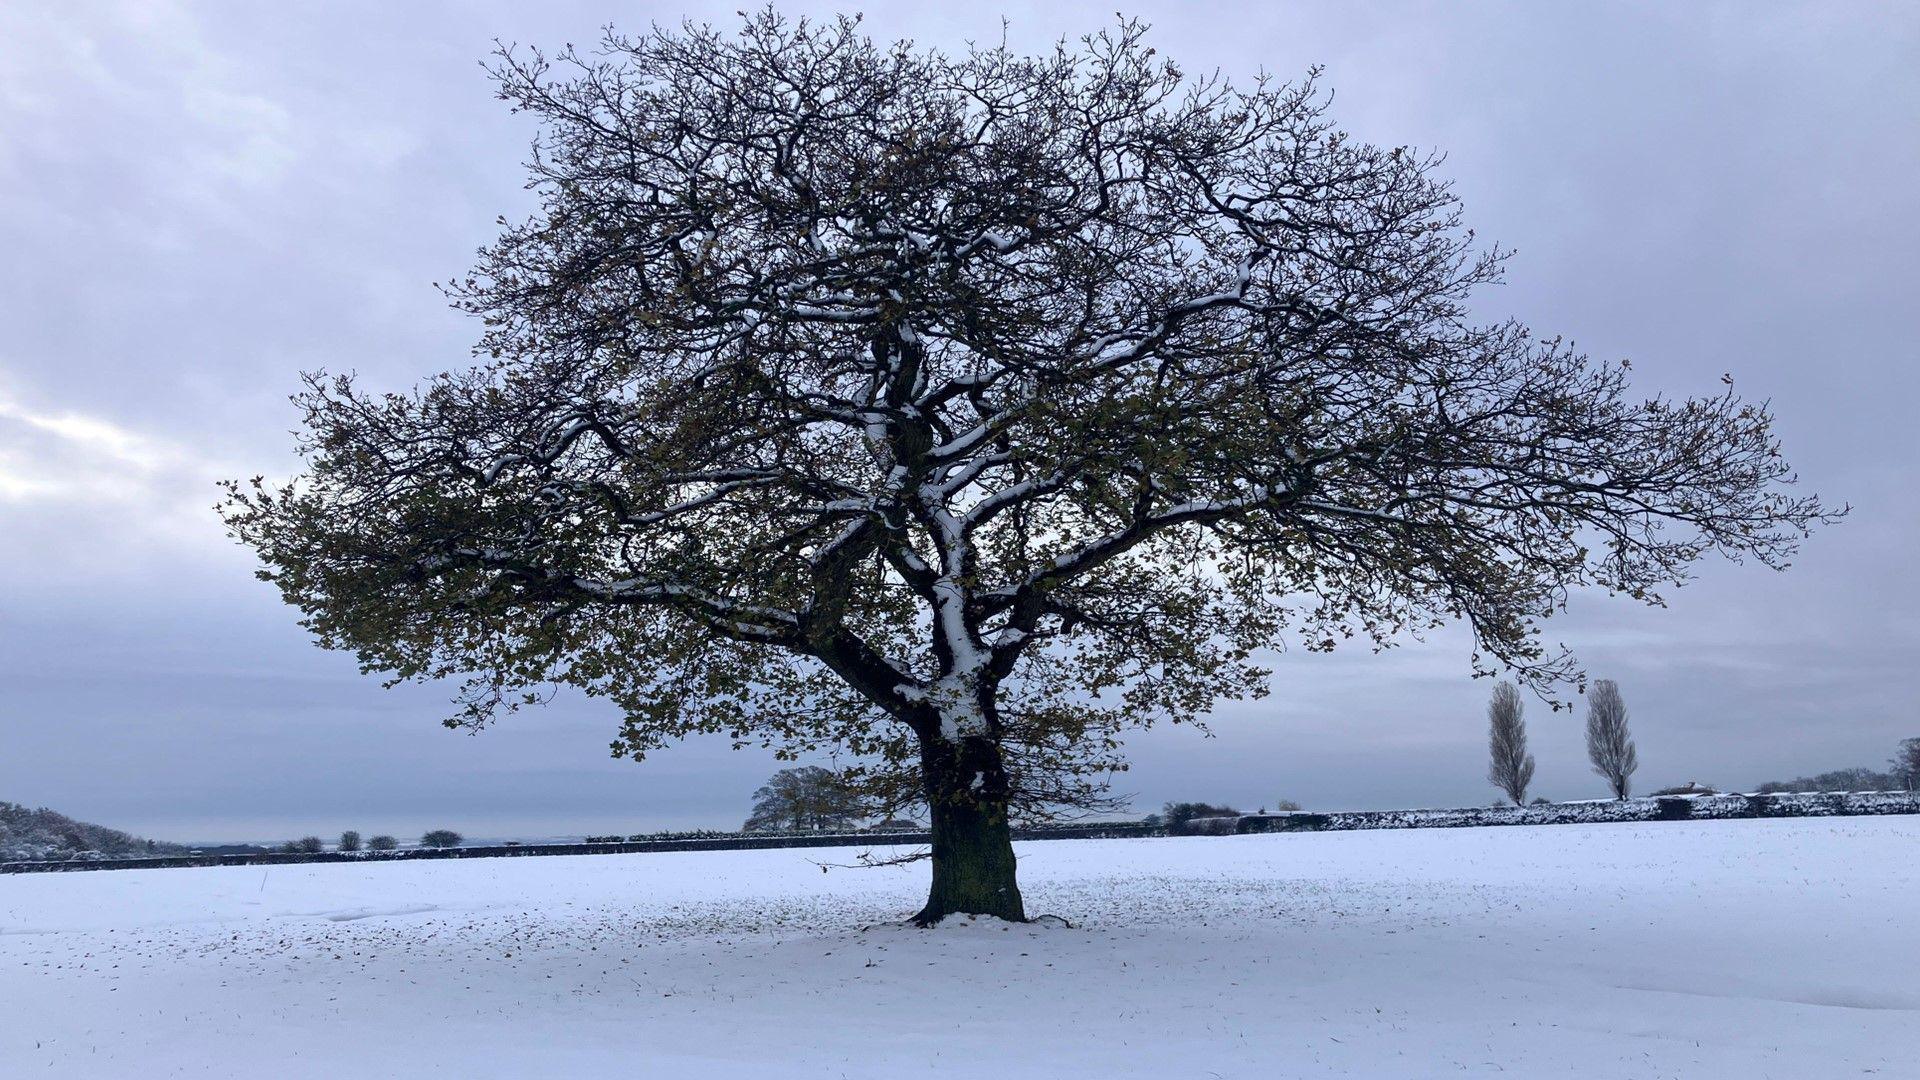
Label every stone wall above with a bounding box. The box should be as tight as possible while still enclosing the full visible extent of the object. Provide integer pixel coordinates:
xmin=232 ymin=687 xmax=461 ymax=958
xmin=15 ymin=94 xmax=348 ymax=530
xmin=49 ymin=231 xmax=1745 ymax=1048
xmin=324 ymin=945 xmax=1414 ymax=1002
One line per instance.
xmin=0 ymin=821 xmax=1162 ymax=875
xmin=8 ymin=792 xmax=1914 ymax=875
xmin=1234 ymin=790 xmax=1920 ymax=834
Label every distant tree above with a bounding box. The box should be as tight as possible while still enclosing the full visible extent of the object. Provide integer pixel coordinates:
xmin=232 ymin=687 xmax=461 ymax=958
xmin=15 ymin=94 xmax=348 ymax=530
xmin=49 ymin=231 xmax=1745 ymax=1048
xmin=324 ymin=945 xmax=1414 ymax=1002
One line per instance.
xmin=420 ymin=830 xmax=463 ymax=849
xmin=1162 ymin=802 xmax=1240 ymax=836
xmin=744 ymin=766 xmax=866 ymax=832
xmin=1272 ymin=799 xmax=1304 ymax=812
xmin=366 ymin=834 xmax=400 ymax=850
xmin=1890 ymin=738 xmax=1920 ymax=792
xmin=284 ymin=836 xmax=325 ymax=854
xmin=1485 ymin=680 xmax=1536 ymax=806
xmin=1754 ymin=765 xmax=1899 ymax=794
xmin=1586 ymin=679 xmax=1639 ymax=800
xmin=338 ymin=830 xmax=363 ymax=852
xmin=1529 ymin=796 xmax=1553 ymax=806
xmin=1804 ymin=764 xmax=1881 ymax=791
xmin=1816 ymin=767 xmax=1889 ymax=791
xmin=0 ymin=801 xmax=186 ymax=862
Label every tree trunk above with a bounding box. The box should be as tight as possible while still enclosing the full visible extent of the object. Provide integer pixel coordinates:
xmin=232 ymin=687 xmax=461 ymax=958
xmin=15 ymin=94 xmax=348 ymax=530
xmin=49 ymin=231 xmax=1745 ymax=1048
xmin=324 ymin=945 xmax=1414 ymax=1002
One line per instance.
xmin=913 ymin=733 xmax=1026 ymax=926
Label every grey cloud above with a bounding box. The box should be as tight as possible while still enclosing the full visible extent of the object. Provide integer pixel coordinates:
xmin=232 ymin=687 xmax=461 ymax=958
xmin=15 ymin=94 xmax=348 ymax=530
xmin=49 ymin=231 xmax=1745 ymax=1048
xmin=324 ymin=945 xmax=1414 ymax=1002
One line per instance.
xmin=1 ymin=1 xmax=1913 ymax=841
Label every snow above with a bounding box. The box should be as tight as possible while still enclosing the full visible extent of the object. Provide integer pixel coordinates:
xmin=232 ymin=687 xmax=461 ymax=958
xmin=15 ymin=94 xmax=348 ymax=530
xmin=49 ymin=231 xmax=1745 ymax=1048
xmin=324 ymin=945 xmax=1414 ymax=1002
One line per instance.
xmin=4 ymin=816 xmax=1916 ymax=1078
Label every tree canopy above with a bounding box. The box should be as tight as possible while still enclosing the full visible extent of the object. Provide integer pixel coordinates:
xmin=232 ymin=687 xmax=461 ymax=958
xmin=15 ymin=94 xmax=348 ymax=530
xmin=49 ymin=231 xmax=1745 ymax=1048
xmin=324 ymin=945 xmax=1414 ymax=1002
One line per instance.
xmin=222 ymin=12 xmax=1835 ymax=922
xmin=743 ymin=765 xmax=867 ymax=832
xmin=1486 ymin=681 xmax=1535 ymax=806
xmin=1586 ymin=679 xmax=1639 ymax=800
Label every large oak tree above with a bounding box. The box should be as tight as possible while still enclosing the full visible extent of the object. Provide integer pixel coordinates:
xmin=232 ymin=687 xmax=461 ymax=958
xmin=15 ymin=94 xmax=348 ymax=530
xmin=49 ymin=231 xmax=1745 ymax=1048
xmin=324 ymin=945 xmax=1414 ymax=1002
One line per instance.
xmin=223 ymin=13 xmax=1833 ymax=924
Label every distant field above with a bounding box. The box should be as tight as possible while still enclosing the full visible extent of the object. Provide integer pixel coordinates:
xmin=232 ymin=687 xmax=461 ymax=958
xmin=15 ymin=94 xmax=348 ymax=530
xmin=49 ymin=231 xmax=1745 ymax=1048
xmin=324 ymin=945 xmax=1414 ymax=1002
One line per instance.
xmin=4 ymin=817 xmax=1916 ymax=1078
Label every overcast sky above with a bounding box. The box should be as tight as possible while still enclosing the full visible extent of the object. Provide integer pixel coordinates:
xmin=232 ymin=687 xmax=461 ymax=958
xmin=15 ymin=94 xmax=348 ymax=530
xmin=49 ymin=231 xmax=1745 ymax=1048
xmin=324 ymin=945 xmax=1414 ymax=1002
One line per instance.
xmin=1 ymin=1 xmax=1914 ymax=844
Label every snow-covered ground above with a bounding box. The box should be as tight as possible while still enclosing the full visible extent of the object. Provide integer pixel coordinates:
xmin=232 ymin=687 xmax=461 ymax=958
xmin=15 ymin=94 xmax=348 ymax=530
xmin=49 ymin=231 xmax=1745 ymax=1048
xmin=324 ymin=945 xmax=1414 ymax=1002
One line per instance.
xmin=4 ymin=816 xmax=1916 ymax=1078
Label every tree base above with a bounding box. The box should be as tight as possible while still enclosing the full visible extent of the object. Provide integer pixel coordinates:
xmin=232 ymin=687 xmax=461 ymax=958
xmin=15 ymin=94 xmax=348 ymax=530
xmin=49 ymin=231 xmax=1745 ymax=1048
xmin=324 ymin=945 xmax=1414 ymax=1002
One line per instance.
xmin=904 ymin=910 xmax=1074 ymax=929
xmin=914 ymin=734 xmax=1028 ymax=926
xmin=914 ymin=803 xmax=1026 ymax=925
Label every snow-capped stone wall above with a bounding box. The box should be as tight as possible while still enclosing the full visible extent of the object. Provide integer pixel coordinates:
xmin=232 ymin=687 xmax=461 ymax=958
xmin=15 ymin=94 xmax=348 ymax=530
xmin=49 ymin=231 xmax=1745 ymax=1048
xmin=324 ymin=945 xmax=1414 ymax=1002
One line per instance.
xmin=1234 ymin=790 xmax=1920 ymax=834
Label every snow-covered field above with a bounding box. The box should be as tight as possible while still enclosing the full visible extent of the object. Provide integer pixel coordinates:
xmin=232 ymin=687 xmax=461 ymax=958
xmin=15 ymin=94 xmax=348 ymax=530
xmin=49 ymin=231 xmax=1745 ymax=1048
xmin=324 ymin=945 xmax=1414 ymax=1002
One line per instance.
xmin=4 ymin=817 xmax=1916 ymax=1078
